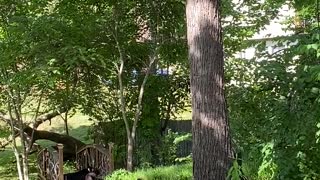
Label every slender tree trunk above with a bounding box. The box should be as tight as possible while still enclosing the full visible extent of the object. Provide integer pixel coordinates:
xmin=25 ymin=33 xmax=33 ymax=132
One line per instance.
xmin=110 ymin=8 xmax=134 ymax=170
xmin=13 ymin=147 xmax=24 ymax=180
xmin=64 ymin=111 xmax=69 ymax=135
xmin=127 ymin=136 xmax=134 ymax=171
xmin=8 ymin=89 xmax=29 ymax=180
xmin=15 ymin=112 xmax=29 ymax=180
xmin=114 ymin=24 xmax=158 ymax=171
xmin=115 ymin=39 xmax=133 ymax=171
xmin=186 ymin=0 xmax=233 ymax=179
xmin=15 ymin=92 xmax=29 ymax=180
xmin=21 ymin=136 xmax=29 ymax=180
xmin=64 ymin=82 xmax=71 ymax=136
xmin=8 ymin=107 xmax=24 ymax=180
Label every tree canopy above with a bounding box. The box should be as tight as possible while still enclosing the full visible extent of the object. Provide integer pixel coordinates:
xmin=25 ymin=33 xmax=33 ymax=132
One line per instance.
xmin=0 ymin=0 xmax=319 ymax=179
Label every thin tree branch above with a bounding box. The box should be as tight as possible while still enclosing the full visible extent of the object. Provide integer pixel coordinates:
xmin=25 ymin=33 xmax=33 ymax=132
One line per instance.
xmin=112 ymin=25 xmax=131 ymax=140
xmin=27 ymin=90 xmax=44 ymax=152
xmin=131 ymin=48 xmax=158 ymax=140
xmin=33 ymin=107 xmax=68 ymax=129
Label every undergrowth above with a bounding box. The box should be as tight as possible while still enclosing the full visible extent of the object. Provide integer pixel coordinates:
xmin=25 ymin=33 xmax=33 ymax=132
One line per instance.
xmin=106 ymin=163 xmax=192 ymax=180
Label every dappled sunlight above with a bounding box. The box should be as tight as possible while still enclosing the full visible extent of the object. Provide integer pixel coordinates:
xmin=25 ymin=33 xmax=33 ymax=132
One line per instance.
xmin=187 ymin=0 xmax=232 ymax=175
xmin=38 ymin=112 xmax=91 ymax=131
xmin=0 ymin=113 xmax=93 ymax=179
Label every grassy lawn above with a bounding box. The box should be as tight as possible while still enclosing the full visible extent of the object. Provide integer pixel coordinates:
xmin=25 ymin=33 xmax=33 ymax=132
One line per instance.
xmin=0 ymin=148 xmax=20 ymax=179
xmin=37 ymin=113 xmax=93 ymax=144
xmin=0 ymin=113 xmax=92 ymax=179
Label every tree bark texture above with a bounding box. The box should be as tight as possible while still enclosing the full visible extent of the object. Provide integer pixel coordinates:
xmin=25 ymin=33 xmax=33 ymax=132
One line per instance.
xmin=127 ymin=136 xmax=134 ymax=171
xmin=186 ymin=0 xmax=233 ymax=179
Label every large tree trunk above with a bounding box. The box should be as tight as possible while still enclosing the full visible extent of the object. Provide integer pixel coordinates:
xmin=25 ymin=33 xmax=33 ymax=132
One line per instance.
xmin=186 ymin=0 xmax=233 ymax=179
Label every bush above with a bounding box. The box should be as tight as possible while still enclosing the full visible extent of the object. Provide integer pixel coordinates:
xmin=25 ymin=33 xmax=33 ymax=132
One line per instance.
xmin=106 ymin=163 xmax=192 ymax=180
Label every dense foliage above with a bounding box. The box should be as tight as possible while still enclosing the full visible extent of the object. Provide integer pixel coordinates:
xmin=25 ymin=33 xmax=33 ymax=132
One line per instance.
xmin=227 ymin=1 xmax=320 ymax=179
xmin=106 ymin=163 xmax=192 ymax=180
xmin=0 ymin=0 xmax=319 ymax=179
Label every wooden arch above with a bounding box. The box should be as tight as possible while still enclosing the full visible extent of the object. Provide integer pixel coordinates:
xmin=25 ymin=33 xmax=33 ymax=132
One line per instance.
xmin=76 ymin=143 xmax=114 ymax=177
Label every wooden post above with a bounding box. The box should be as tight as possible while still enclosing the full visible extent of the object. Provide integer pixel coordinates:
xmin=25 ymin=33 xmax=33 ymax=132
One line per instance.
xmin=57 ymin=144 xmax=64 ymax=180
xmin=44 ymin=149 xmax=49 ymax=179
xmin=108 ymin=142 xmax=114 ymax=172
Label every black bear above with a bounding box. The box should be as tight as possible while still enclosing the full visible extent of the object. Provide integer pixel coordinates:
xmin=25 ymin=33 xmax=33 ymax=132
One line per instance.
xmin=64 ymin=167 xmax=99 ymax=180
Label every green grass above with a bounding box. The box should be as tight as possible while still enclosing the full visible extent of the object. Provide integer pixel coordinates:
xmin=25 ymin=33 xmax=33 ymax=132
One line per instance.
xmin=0 ymin=113 xmax=92 ymax=179
xmin=107 ymin=163 xmax=192 ymax=180
xmin=0 ymin=148 xmax=18 ymax=179
xmin=175 ymin=107 xmax=192 ymax=120
xmin=37 ymin=113 xmax=93 ymax=145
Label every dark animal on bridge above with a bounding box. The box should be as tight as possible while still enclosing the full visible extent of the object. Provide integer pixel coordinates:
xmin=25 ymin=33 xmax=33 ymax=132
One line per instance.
xmin=64 ymin=167 xmax=99 ymax=180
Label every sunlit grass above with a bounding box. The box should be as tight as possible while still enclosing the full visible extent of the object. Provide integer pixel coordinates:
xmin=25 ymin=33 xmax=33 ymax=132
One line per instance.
xmin=107 ymin=163 xmax=192 ymax=180
xmin=175 ymin=106 xmax=192 ymax=120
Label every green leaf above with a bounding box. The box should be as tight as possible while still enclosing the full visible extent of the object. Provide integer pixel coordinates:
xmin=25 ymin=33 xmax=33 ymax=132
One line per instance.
xmin=307 ymin=43 xmax=319 ymax=50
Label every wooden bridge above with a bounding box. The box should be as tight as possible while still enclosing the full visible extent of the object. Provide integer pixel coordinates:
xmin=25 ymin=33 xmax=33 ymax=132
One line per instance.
xmin=37 ymin=143 xmax=114 ymax=180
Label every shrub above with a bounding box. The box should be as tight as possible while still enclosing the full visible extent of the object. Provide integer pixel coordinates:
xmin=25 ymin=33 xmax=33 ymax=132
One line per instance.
xmin=106 ymin=163 xmax=192 ymax=180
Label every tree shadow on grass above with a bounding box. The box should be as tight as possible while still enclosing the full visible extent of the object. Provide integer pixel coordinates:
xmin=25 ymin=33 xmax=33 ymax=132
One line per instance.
xmin=36 ymin=124 xmax=93 ymax=148
xmin=0 ymin=124 xmax=93 ymax=179
xmin=68 ymin=125 xmax=93 ymax=144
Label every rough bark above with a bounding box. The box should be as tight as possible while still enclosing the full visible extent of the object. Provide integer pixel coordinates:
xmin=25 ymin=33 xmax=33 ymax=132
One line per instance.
xmin=186 ymin=0 xmax=233 ymax=179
